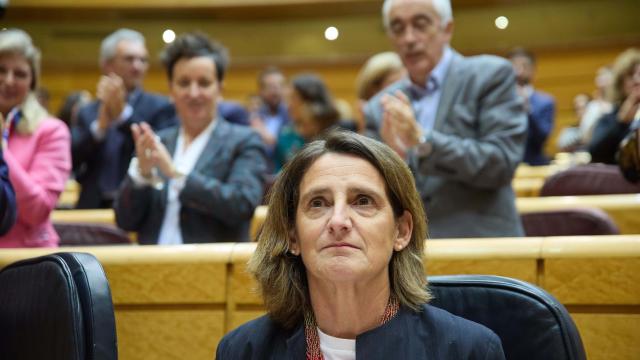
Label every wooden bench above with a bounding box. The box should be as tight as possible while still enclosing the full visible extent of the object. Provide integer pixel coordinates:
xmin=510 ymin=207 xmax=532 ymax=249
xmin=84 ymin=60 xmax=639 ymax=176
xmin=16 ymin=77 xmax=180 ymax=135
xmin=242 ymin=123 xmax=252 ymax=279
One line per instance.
xmin=0 ymin=237 xmax=637 ymax=360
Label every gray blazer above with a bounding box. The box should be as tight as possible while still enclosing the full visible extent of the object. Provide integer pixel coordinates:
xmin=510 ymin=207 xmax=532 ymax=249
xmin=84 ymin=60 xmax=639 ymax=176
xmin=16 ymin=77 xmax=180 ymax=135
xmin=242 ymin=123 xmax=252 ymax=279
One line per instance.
xmin=365 ymin=50 xmax=526 ymax=238
xmin=115 ymin=118 xmax=267 ymax=244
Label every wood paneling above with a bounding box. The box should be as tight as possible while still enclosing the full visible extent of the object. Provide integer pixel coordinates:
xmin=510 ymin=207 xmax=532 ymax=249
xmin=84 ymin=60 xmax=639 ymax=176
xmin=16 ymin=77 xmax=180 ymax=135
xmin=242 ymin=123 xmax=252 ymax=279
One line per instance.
xmin=571 ymin=313 xmax=640 ymax=360
xmin=0 ymin=237 xmax=638 ymax=359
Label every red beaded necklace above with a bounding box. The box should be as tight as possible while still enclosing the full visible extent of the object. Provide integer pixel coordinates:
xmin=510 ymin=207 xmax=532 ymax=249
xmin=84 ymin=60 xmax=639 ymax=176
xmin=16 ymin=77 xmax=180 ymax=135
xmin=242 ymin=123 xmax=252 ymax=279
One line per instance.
xmin=303 ymin=296 xmax=400 ymax=360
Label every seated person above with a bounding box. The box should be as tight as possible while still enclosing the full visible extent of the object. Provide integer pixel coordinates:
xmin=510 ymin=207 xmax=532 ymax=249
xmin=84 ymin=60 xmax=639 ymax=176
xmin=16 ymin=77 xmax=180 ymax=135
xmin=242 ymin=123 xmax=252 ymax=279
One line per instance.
xmin=274 ymin=74 xmax=341 ymax=170
xmin=114 ymin=32 xmax=267 ymax=244
xmin=589 ymin=48 xmax=640 ymax=164
xmin=0 ymin=29 xmax=71 ymax=247
xmin=217 ymin=130 xmax=504 ymax=359
xmin=0 ymin=146 xmax=16 ymax=236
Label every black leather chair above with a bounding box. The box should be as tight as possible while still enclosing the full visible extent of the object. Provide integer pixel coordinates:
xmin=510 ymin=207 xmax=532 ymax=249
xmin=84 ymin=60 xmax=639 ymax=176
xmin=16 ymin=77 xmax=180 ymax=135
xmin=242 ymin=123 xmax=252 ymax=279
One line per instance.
xmin=0 ymin=252 xmax=118 ymax=360
xmin=428 ymin=275 xmax=586 ymax=360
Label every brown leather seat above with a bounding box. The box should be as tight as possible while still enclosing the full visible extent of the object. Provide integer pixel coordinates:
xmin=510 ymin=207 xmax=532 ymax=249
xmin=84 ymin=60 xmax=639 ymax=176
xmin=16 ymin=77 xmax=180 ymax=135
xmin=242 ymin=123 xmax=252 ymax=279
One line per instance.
xmin=540 ymin=164 xmax=640 ymax=196
xmin=521 ymin=208 xmax=620 ymax=236
xmin=54 ymin=222 xmax=131 ymax=246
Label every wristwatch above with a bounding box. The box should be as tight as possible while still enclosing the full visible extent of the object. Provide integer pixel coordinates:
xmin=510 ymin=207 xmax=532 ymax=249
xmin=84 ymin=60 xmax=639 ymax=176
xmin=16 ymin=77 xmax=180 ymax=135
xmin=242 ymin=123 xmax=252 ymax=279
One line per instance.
xmin=414 ymin=132 xmax=433 ymax=158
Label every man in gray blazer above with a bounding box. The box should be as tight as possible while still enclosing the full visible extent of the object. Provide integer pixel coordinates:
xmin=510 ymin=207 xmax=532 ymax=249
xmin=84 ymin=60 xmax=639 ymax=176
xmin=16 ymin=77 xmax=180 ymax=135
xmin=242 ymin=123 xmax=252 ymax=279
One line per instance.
xmin=365 ymin=0 xmax=527 ymax=238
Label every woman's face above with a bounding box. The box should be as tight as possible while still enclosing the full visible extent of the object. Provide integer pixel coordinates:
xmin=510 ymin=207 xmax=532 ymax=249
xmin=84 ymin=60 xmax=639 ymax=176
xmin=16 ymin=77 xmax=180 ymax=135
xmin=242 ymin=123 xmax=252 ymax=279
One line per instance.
xmin=287 ymin=88 xmax=319 ymax=139
xmin=0 ymin=53 xmax=32 ymax=114
xmin=622 ymin=63 xmax=640 ymax=98
xmin=291 ymin=153 xmax=412 ymax=287
xmin=170 ymin=56 xmax=219 ymax=129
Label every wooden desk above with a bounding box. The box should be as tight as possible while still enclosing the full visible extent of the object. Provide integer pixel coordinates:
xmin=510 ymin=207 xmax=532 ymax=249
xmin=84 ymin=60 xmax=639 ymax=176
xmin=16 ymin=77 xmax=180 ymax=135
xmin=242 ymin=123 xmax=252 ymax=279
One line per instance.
xmin=512 ymin=177 xmax=545 ymax=197
xmin=51 ymin=209 xmax=116 ymax=225
xmin=0 ymin=237 xmax=638 ymax=360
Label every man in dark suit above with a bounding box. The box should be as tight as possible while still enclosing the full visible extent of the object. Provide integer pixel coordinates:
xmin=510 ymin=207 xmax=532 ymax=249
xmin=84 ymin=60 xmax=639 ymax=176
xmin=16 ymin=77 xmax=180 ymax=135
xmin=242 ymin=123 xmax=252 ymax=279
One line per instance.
xmin=365 ymin=0 xmax=527 ymax=238
xmin=72 ymin=28 xmax=176 ymax=208
xmin=0 ymin=148 xmax=16 ymax=236
xmin=509 ymin=47 xmax=556 ymax=166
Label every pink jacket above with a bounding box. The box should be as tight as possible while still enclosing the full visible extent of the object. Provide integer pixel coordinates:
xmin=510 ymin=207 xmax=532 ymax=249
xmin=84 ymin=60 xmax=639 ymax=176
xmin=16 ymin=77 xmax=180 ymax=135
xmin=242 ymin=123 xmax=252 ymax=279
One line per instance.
xmin=0 ymin=117 xmax=71 ymax=247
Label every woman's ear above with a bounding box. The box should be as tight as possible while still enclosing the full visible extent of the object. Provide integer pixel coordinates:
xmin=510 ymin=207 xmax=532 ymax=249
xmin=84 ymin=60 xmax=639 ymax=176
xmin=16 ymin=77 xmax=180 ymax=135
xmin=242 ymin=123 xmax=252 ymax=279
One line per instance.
xmin=289 ymin=229 xmax=300 ymax=255
xmin=393 ymin=210 xmax=413 ymax=251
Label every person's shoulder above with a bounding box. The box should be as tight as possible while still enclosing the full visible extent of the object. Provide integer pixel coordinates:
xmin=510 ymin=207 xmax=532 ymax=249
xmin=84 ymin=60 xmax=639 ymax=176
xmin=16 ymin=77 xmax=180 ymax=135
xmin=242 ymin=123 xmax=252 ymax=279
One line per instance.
xmin=419 ymin=304 xmax=504 ymax=357
xmin=217 ymin=315 xmax=287 ymax=359
xmin=463 ymin=53 xmax=511 ymax=69
xmin=138 ymin=91 xmax=171 ymax=105
xmin=532 ymin=90 xmax=555 ymax=104
xmin=38 ymin=117 xmax=71 ymax=138
xmin=220 ymin=118 xmax=263 ymax=144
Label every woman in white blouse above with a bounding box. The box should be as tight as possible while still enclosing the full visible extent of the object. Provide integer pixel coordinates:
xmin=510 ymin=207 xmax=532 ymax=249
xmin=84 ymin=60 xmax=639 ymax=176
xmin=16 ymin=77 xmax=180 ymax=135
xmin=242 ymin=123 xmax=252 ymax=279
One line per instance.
xmin=114 ymin=32 xmax=266 ymax=244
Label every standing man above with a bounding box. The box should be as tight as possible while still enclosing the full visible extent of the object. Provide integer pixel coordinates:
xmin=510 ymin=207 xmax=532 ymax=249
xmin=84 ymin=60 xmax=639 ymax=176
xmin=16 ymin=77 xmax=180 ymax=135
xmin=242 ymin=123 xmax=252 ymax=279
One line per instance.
xmin=249 ymin=67 xmax=289 ymax=153
xmin=509 ymin=47 xmax=556 ymax=165
xmin=72 ymin=28 xmax=176 ymax=208
xmin=365 ymin=0 xmax=527 ymax=238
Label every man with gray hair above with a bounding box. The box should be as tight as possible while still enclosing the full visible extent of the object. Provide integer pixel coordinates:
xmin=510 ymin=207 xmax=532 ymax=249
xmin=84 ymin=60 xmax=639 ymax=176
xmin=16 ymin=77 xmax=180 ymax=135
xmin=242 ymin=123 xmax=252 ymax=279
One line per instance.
xmin=72 ymin=28 xmax=176 ymax=208
xmin=365 ymin=0 xmax=527 ymax=238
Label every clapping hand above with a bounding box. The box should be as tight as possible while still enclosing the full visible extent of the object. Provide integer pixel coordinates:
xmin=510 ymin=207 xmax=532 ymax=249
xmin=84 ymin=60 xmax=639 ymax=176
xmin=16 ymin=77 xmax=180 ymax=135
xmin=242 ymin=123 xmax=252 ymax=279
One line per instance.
xmin=131 ymin=122 xmax=175 ymax=178
xmin=380 ymin=90 xmax=422 ymax=158
xmin=97 ymin=73 xmax=127 ymax=130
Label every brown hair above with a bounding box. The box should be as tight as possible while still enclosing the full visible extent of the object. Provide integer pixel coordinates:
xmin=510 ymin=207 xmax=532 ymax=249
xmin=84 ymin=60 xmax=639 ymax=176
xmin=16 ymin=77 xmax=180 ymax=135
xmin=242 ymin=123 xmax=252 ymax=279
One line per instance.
xmin=609 ymin=48 xmax=640 ymax=105
xmin=248 ymin=130 xmax=430 ymax=329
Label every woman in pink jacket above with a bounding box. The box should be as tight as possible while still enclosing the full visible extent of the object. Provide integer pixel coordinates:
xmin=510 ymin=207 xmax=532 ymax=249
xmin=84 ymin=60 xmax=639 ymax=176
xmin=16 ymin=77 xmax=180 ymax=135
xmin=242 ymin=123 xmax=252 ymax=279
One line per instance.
xmin=0 ymin=29 xmax=71 ymax=247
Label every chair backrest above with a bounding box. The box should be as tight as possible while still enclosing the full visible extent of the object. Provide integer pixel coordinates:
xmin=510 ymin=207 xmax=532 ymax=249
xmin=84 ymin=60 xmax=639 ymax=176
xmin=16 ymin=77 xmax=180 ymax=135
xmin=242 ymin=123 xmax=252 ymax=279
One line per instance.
xmin=54 ymin=222 xmax=131 ymax=246
xmin=520 ymin=208 xmax=620 ymax=236
xmin=428 ymin=275 xmax=586 ymax=360
xmin=0 ymin=252 xmax=118 ymax=360
xmin=540 ymin=163 xmax=640 ymax=196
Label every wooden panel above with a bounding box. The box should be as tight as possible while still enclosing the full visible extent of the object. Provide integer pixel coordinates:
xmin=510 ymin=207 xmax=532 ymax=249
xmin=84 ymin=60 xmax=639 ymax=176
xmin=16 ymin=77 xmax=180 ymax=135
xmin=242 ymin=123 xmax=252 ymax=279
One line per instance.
xmin=427 ymin=259 xmax=538 ymax=284
xmin=513 ymin=177 xmax=544 ymax=197
xmin=544 ymin=258 xmax=640 ymax=305
xmin=51 ymin=208 xmax=116 ymax=225
xmin=571 ymin=313 xmax=640 ymax=360
xmin=115 ymin=307 xmax=224 ymax=360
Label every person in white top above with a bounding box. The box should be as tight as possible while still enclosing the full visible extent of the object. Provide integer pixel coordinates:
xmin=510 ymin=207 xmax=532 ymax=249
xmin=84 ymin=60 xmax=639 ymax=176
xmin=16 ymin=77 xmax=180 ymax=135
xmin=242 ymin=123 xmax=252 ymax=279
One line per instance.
xmin=114 ymin=32 xmax=266 ymax=245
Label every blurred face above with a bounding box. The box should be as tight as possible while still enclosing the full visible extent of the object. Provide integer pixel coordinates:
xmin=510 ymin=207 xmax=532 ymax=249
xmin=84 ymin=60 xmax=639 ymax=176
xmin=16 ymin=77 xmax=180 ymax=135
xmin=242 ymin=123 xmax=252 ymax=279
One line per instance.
xmin=387 ymin=0 xmax=452 ymax=85
xmin=510 ymin=55 xmax=534 ymax=86
xmin=170 ymin=56 xmax=219 ymax=129
xmin=287 ymin=88 xmax=319 ymax=139
xmin=622 ymin=63 xmax=640 ymax=98
xmin=291 ymin=153 xmax=412 ymax=286
xmin=260 ymin=72 xmax=286 ymax=110
xmin=104 ymin=40 xmax=149 ymax=91
xmin=0 ymin=53 xmax=32 ymax=114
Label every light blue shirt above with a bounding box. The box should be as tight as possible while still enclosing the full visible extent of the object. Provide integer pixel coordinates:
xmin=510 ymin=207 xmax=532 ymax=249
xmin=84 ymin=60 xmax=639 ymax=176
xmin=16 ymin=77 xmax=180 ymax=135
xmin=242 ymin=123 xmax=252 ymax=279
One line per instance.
xmin=409 ymin=46 xmax=453 ymax=132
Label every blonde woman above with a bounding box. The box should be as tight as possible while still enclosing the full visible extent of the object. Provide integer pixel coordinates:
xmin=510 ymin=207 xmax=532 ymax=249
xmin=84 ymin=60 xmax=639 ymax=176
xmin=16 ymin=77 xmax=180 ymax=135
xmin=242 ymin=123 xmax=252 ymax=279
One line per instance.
xmin=0 ymin=29 xmax=71 ymax=247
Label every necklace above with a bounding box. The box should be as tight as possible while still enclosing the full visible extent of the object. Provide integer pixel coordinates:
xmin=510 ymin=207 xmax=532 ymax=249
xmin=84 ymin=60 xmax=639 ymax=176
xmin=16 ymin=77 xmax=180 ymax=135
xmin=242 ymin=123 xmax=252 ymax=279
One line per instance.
xmin=303 ymin=296 xmax=400 ymax=360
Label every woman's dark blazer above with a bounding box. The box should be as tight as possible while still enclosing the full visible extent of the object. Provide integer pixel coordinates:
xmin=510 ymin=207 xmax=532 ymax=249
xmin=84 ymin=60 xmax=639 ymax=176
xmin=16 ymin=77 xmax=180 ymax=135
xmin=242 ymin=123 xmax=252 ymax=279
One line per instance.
xmin=216 ymin=304 xmax=505 ymax=359
xmin=115 ymin=118 xmax=267 ymax=243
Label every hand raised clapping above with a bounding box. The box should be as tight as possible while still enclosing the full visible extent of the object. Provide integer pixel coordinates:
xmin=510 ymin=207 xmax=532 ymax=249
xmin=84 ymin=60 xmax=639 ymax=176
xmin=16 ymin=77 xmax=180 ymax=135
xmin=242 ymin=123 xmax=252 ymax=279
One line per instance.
xmin=131 ymin=122 xmax=176 ymax=179
xmin=380 ymin=90 xmax=422 ymax=158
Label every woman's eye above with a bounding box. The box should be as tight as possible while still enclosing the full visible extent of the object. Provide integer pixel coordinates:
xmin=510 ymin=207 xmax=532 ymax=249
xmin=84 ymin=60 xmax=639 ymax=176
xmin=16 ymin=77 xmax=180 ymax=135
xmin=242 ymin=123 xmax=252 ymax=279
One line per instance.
xmin=354 ymin=195 xmax=373 ymax=206
xmin=310 ymin=198 xmax=325 ymax=208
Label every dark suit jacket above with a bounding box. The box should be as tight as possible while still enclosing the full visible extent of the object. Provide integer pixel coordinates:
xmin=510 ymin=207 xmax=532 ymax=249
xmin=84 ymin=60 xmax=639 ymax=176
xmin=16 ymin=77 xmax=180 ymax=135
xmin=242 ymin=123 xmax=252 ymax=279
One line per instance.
xmin=114 ymin=118 xmax=267 ymax=244
xmin=524 ymin=91 xmax=555 ymax=166
xmin=365 ymin=50 xmax=527 ymax=238
xmin=588 ymin=107 xmax=630 ymax=164
xmin=0 ymin=151 xmax=16 ymax=236
xmin=72 ymin=90 xmax=176 ymax=208
xmin=216 ymin=304 xmax=505 ymax=359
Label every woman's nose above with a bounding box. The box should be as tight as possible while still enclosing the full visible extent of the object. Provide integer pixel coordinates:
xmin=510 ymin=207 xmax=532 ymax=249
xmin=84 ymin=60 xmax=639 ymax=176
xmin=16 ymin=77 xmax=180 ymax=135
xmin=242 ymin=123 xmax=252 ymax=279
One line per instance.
xmin=327 ymin=202 xmax=352 ymax=235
